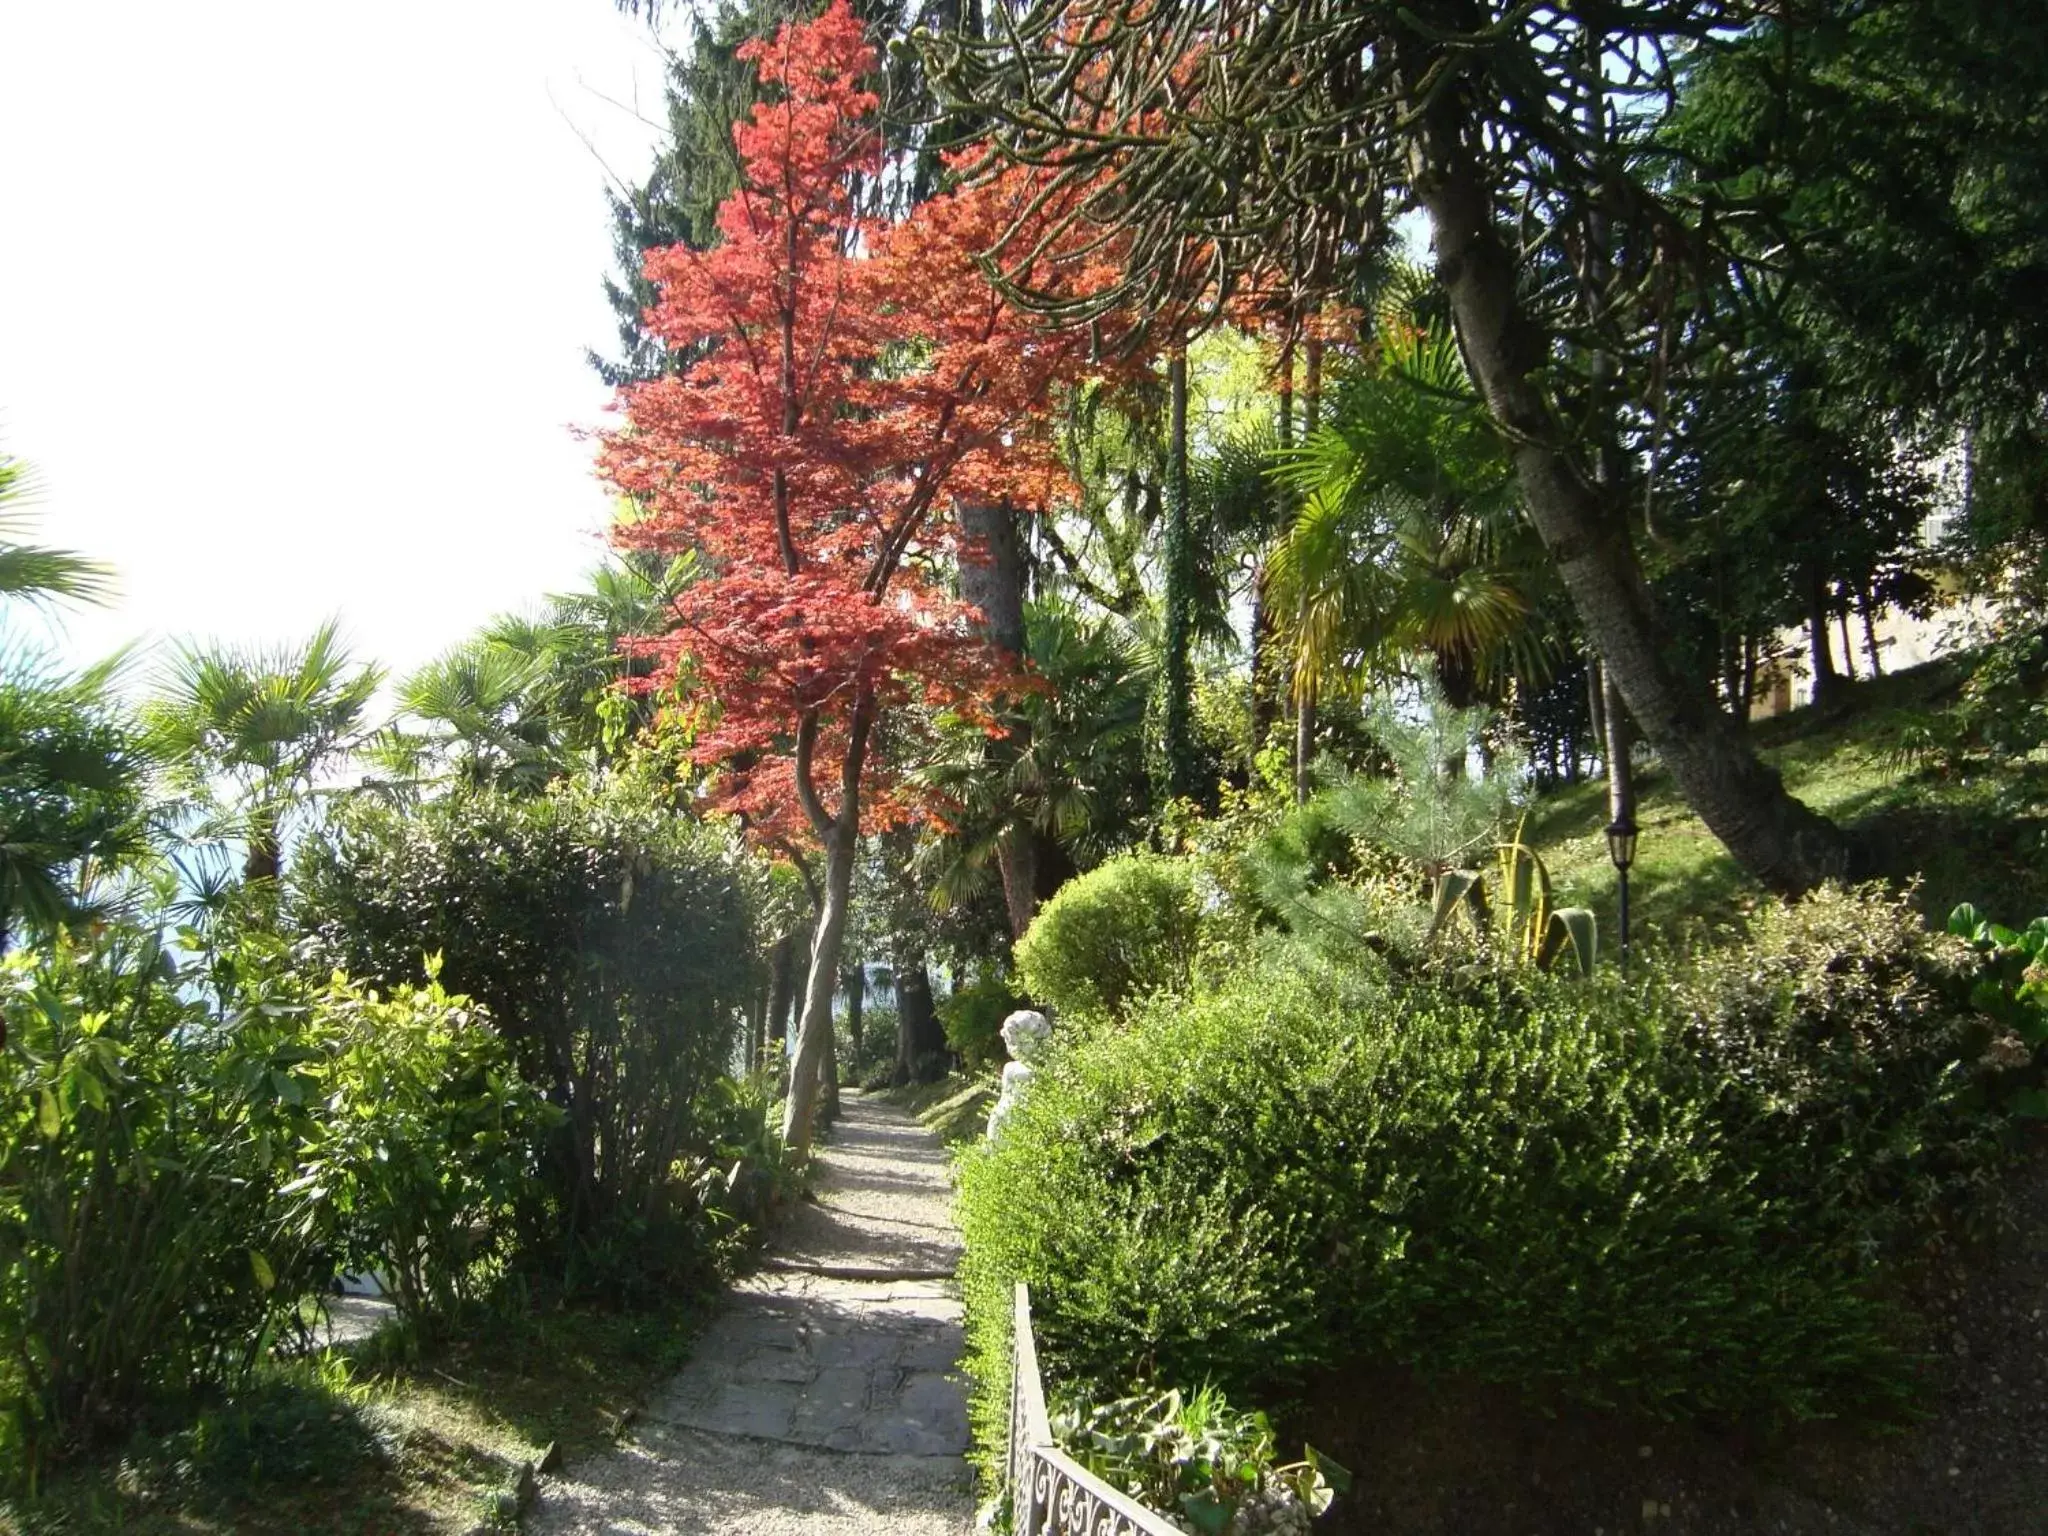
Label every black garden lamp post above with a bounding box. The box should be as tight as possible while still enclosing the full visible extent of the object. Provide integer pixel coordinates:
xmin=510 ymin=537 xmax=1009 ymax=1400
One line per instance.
xmin=1605 ymin=815 xmax=1638 ymax=970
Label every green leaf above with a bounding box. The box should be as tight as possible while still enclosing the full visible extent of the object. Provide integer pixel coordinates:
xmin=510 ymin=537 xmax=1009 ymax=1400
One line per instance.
xmin=1948 ymin=902 xmax=1983 ymax=939
xmin=36 ymin=1087 xmax=60 ymax=1139
xmin=249 ymin=1250 xmax=276 ymax=1292
xmin=1429 ymin=870 xmax=1480 ymax=941
xmin=1545 ymin=908 xmax=1599 ymax=977
xmin=1305 ymin=1444 xmax=1353 ymax=1494
xmin=72 ymin=1064 xmax=107 ymax=1112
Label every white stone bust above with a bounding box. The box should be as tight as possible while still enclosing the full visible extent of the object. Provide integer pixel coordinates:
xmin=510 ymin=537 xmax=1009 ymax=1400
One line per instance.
xmin=985 ymin=1009 xmax=1051 ymax=1141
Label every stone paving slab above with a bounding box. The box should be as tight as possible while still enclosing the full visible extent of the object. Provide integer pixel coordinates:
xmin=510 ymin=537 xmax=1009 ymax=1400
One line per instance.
xmin=532 ymin=1095 xmax=976 ymax=1535
xmin=535 ymin=1425 xmax=973 ymax=1536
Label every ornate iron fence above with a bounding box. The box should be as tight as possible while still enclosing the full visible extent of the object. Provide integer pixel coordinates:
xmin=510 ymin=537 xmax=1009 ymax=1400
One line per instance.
xmin=1008 ymin=1282 xmax=1184 ymax=1536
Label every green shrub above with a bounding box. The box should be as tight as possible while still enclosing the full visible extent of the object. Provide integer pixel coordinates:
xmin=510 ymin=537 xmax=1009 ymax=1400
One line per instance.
xmin=291 ymin=962 xmax=556 ymax=1332
xmin=1663 ymin=885 xmax=2010 ymax=1243
xmin=1052 ymin=1383 xmax=1343 ymax=1535
xmin=959 ymin=886 xmax=2011 ymax=1467
xmin=1015 ymin=854 xmax=1202 ymax=1024
xmin=0 ymin=924 xmax=570 ymax=1477
xmin=294 ymin=780 xmax=761 ymax=1298
xmin=0 ymin=932 xmax=326 ymax=1473
xmin=1944 ymin=902 xmax=2048 ymax=1118
xmin=939 ymin=972 xmax=1025 ymax=1069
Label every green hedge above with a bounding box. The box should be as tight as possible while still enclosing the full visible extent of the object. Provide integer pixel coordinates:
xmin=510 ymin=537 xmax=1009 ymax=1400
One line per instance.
xmin=294 ymin=782 xmax=761 ymax=1296
xmin=959 ymin=886 xmax=2011 ymax=1467
xmin=0 ymin=930 xmax=552 ymax=1476
xmin=1014 ymin=853 xmax=1202 ymax=1024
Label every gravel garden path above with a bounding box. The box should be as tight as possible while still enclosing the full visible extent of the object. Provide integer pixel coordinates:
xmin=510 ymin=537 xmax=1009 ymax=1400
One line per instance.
xmin=531 ymin=1092 xmax=977 ymax=1535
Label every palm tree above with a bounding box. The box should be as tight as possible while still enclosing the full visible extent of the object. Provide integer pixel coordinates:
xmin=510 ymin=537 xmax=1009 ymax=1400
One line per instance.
xmin=378 ymin=640 xmax=561 ymax=795
xmin=376 ymin=554 xmax=697 ymax=795
xmin=0 ymin=451 xmax=113 ymax=609
xmin=144 ymin=621 xmax=382 ymax=884
xmin=1267 ymin=319 xmax=1554 ymax=720
xmin=913 ymin=600 xmax=1155 ymax=919
xmin=0 ymin=449 xmax=149 ymax=950
xmin=0 ymin=653 xmax=151 ymax=952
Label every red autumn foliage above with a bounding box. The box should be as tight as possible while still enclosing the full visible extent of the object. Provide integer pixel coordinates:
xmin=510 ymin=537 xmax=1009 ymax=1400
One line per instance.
xmin=599 ymin=0 xmax=1097 ymax=853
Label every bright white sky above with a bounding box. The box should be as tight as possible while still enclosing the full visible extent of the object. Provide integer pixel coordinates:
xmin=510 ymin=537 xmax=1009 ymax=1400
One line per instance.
xmin=0 ymin=0 xmax=678 ymax=689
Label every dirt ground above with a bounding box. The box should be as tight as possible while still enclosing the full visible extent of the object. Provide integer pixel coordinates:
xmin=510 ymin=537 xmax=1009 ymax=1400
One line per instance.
xmin=1305 ymin=1140 xmax=2048 ymax=1536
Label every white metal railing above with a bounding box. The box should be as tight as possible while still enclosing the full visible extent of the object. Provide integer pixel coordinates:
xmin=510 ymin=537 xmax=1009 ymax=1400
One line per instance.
xmin=1009 ymin=1283 xmax=1185 ymax=1536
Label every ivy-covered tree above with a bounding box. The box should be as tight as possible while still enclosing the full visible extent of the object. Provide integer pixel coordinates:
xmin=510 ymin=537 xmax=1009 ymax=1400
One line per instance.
xmin=927 ymin=0 xmax=1865 ymax=893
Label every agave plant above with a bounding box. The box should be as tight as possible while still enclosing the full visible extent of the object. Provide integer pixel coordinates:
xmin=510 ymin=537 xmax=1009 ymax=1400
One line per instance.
xmin=1429 ymin=823 xmax=1599 ymax=977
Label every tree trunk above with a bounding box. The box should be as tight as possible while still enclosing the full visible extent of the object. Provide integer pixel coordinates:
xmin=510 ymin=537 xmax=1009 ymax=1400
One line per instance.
xmin=1808 ymin=566 xmax=1846 ymax=706
xmin=843 ymin=961 xmax=865 ymax=1077
xmin=1161 ymin=348 xmax=1196 ymax=804
xmin=1586 ymin=660 xmax=1608 ymax=777
xmin=1837 ymin=606 xmax=1859 ymax=683
xmin=958 ymin=498 xmax=1042 ymax=940
xmin=820 ymin=1022 xmax=840 ymax=1124
xmin=1293 ymin=329 xmax=1326 ymax=807
xmin=1603 ymin=667 xmax=1635 ymax=833
xmin=1254 ymin=343 xmax=1294 ymax=762
xmin=243 ymin=811 xmax=281 ymax=885
xmin=1248 ymin=564 xmax=1277 ymax=765
xmin=892 ymin=944 xmax=946 ymax=1085
xmin=1722 ymin=633 xmax=1744 ymax=722
xmin=1406 ymin=87 xmax=1850 ymax=894
xmin=764 ymin=933 xmax=795 ymax=1069
xmin=781 ymin=829 xmax=855 ymax=1157
xmin=958 ymin=500 xmax=1027 ymax=656
xmin=1294 ymin=697 xmax=1317 ymax=804
xmin=1859 ymin=583 xmax=1886 ymax=678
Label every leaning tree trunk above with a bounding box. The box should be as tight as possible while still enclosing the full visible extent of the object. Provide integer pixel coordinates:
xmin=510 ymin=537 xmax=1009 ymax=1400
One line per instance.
xmin=1406 ymin=84 xmax=1850 ymax=895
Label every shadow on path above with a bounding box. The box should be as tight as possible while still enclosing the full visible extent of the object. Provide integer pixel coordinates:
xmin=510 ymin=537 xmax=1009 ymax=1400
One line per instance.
xmin=532 ymin=1094 xmax=975 ymax=1536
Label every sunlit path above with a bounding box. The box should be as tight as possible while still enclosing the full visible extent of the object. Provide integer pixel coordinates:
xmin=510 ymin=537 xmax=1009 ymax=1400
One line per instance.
xmin=531 ymin=1093 xmax=974 ymax=1535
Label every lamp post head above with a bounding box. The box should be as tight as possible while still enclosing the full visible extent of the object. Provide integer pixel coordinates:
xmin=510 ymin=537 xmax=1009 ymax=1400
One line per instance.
xmin=1605 ymin=816 xmax=1639 ymax=873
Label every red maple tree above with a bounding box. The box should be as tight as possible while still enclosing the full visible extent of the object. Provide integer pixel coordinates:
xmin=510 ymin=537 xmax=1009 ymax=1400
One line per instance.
xmin=600 ymin=0 xmax=1093 ymax=1149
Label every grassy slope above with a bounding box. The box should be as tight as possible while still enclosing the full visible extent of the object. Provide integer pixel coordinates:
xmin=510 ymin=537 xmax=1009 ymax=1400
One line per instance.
xmin=12 ymin=1297 xmax=710 ymax=1536
xmin=874 ymin=1072 xmax=1000 ymax=1146
xmin=1526 ymin=655 xmax=2048 ymax=946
